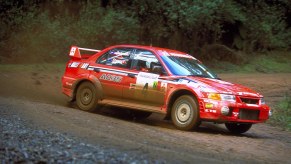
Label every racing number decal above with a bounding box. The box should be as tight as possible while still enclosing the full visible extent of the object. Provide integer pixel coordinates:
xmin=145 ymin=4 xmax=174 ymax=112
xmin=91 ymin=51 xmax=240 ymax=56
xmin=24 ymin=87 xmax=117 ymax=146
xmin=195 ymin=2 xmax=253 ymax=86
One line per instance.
xmin=134 ymin=72 xmax=165 ymax=104
xmin=136 ymin=72 xmax=159 ymax=90
xmin=134 ymin=72 xmax=169 ymax=92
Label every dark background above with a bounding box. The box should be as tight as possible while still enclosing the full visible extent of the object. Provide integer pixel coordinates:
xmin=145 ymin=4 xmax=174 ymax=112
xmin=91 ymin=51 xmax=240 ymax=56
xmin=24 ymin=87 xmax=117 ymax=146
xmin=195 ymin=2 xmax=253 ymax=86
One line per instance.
xmin=0 ymin=0 xmax=290 ymax=65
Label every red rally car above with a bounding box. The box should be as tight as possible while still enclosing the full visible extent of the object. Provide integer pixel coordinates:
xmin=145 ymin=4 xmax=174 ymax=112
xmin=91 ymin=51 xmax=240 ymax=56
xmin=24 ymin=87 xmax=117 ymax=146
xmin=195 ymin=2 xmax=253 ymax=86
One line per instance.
xmin=62 ymin=45 xmax=271 ymax=134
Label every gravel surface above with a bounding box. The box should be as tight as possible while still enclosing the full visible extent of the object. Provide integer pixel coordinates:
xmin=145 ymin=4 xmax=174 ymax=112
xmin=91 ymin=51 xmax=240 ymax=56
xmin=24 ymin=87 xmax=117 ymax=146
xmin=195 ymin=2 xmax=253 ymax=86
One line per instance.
xmin=0 ymin=109 xmax=164 ymax=164
xmin=1 ymin=72 xmax=291 ymax=163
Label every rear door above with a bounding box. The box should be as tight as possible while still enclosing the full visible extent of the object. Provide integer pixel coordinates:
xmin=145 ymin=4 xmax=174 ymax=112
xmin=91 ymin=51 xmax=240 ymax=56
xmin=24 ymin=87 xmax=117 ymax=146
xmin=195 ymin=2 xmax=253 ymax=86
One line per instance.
xmin=90 ymin=47 xmax=134 ymax=99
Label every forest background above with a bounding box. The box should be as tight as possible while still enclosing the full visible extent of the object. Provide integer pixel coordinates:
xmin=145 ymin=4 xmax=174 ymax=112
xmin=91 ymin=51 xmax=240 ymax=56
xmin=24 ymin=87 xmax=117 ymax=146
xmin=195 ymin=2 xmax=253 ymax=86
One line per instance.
xmin=0 ymin=0 xmax=290 ymax=68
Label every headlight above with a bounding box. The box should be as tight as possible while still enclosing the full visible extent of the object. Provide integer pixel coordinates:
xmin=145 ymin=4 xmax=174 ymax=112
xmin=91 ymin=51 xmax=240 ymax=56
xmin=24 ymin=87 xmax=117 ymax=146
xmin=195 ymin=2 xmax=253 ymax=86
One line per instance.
xmin=207 ymin=93 xmax=236 ymax=102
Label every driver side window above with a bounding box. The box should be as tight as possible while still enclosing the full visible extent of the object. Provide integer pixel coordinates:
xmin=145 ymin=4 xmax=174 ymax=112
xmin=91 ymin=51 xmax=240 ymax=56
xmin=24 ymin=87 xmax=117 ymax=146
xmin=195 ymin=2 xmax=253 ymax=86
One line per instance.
xmin=130 ymin=49 xmax=165 ymax=75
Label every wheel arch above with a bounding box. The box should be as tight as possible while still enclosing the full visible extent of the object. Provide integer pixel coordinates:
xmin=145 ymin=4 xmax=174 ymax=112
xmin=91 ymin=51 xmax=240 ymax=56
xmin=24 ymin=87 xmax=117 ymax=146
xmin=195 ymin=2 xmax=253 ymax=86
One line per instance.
xmin=165 ymin=89 xmax=199 ymax=120
xmin=71 ymin=76 xmax=103 ymax=102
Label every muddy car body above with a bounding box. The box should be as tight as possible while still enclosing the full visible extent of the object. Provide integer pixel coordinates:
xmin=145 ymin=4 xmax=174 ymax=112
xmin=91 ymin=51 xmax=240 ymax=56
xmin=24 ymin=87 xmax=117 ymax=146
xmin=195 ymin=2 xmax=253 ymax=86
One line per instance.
xmin=62 ymin=45 xmax=271 ymax=133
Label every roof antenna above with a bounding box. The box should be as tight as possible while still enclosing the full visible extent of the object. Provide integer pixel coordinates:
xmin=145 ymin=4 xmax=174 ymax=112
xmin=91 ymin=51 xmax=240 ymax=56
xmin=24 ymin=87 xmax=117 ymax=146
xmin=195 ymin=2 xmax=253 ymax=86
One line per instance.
xmin=150 ymin=38 xmax=152 ymax=47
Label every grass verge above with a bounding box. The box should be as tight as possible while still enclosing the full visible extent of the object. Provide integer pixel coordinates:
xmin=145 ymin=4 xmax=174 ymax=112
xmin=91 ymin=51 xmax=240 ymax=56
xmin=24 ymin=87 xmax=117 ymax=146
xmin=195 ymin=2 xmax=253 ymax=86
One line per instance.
xmin=268 ymin=95 xmax=291 ymax=131
xmin=211 ymin=51 xmax=291 ymax=73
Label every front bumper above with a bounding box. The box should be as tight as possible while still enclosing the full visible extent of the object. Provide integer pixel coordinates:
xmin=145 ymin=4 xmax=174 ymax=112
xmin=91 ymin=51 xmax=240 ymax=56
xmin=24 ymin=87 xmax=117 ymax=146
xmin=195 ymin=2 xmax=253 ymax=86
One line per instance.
xmin=199 ymin=99 xmax=270 ymax=123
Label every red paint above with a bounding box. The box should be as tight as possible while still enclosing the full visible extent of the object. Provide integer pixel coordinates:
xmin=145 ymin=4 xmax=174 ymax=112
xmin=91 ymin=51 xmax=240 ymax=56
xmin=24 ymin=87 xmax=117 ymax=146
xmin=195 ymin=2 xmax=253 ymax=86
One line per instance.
xmin=62 ymin=45 xmax=270 ymax=125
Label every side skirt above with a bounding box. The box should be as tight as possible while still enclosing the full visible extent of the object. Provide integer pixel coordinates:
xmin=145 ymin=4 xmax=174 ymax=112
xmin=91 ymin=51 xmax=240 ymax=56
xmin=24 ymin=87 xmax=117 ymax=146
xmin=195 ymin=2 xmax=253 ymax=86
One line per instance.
xmin=99 ymin=99 xmax=166 ymax=114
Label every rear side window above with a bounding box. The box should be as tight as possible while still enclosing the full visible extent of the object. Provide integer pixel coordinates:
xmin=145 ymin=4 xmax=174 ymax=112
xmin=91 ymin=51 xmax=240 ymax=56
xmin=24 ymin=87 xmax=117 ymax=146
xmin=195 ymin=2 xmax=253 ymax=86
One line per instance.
xmin=97 ymin=48 xmax=133 ymax=69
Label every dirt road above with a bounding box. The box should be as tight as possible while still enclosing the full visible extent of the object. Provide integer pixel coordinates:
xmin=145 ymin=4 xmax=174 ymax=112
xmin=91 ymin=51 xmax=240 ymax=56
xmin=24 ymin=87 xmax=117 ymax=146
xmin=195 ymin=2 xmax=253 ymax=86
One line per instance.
xmin=0 ymin=68 xmax=291 ymax=163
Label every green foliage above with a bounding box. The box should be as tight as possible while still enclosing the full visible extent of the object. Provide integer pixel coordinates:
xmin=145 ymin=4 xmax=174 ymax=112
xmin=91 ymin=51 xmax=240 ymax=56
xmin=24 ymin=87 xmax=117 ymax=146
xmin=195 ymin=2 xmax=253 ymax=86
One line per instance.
xmin=0 ymin=0 xmax=290 ymax=63
xmin=73 ymin=4 xmax=140 ymax=48
xmin=235 ymin=0 xmax=291 ymax=52
xmin=0 ymin=2 xmax=140 ymax=63
xmin=1 ymin=11 xmax=72 ymax=63
xmin=269 ymin=95 xmax=291 ymax=131
xmin=130 ymin=0 xmax=290 ymax=53
xmin=132 ymin=0 xmax=245 ymax=52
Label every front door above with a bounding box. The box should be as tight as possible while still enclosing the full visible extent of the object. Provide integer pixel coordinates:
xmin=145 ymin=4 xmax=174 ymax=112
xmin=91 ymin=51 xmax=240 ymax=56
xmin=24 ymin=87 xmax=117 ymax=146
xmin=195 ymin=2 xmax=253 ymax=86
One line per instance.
xmin=123 ymin=49 xmax=166 ymax=106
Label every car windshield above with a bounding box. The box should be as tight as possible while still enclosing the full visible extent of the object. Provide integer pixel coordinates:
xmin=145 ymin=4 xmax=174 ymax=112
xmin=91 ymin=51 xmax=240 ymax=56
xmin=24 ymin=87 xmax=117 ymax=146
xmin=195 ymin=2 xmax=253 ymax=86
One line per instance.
xmin=161 ymin=55 xmax=218 ymax=79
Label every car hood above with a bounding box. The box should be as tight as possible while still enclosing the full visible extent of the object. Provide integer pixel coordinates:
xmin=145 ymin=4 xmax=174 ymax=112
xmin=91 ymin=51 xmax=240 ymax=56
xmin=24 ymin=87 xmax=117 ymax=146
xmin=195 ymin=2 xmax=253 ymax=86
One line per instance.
xmin=185 ymin=76 xmax=262 ymax=97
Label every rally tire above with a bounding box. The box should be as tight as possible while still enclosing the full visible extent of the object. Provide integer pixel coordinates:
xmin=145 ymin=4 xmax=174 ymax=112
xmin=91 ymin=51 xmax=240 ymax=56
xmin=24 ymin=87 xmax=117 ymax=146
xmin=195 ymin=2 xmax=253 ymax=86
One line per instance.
xmin=76 ymin=81 xmax=98 ymax=112
xmin=171 ymin=95 xmax=200 ymax=131
xmin=225 ymin=123 xmax=252 ymax=134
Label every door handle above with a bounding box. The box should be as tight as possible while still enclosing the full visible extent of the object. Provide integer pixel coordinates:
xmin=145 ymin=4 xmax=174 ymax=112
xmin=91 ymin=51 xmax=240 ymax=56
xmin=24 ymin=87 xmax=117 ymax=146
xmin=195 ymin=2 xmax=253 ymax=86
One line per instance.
xmin=128 ymin=73 xmax=136 ymax=78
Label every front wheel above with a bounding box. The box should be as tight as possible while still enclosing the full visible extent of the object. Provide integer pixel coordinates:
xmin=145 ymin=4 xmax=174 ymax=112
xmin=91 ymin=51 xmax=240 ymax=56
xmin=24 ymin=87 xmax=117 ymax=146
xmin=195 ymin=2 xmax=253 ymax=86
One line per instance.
xmin=171 ymin=95 xmax=200 ymax=131
xmin=225 ymin=123 xmax=252 ymax=134
xmin=76 ymin=82 xmax=98 ymax=112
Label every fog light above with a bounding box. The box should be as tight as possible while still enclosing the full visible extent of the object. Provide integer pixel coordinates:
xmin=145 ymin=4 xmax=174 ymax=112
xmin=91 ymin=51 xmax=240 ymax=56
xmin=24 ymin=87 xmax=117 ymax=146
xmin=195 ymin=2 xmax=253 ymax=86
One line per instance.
xmin=221 ymin=106 xmax=230 ymax=115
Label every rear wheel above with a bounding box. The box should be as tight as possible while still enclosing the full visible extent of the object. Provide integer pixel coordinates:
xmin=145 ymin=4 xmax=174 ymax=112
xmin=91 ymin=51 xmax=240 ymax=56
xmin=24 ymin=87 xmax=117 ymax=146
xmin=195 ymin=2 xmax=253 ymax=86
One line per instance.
xmin=76 ymin=82 xmax=98 ymax=112
xmin=225 ymin=123 xmax=252 ymax=134
xmin=171 ymin=95 xmax=200 ymax=131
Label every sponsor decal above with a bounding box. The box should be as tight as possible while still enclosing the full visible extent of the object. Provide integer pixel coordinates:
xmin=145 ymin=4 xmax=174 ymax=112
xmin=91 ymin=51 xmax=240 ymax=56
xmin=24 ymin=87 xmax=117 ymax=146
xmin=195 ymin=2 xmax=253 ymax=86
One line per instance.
xmin=153 ymin=81 xmax=158 ymax=89
xmin=199 ymin=85 xmax=216 ymax=93
xmin=136 ymin=72 xmax=159 ymax=89
xmin=65 ymin=82 xmax=73 ymax=86
xmin=87 ymin=67 xmax=94 ymax=71
xmin=69 ymin=47 xmax=76 ymax=56
xmin=237 ymin=92 xmax=259 ymax=97
xmin=81 ymin=63 xmax=89 ymax=69
xmin=114 ymin=51 xmax=130 ymax=57
xmin=210 ymin=79 xmax=233 ymax=85
xmin=205 ymin=109 xmax=217 ymax=113
xmin=100 ymin=74 xmax=123 ymax=83
xmin=112 ymin=58 xmax=127 ymax=65
xmin=178 ymin=79 xmax=189 ymax=84
xmin=88 ymin=66 xmax=136 ymax=76
xmin=188 ymin=81 xmax=199 ymax=88
xmin=68 ymin=62 xmax=80 ymax=68
xmin=158 ymin=50 xmax=195 ymax=59
xmin=161 ymin=82 xmax=168 ymax=91
xmin=233 ymin=112 xmax=239 ymax=117
xmin=169 ymin=52 xmax=195 ymax=59
xmin=130 ymin=83 xmax=136 ymax=89
xmin=133 ymin=54 xmax=158 ymax=63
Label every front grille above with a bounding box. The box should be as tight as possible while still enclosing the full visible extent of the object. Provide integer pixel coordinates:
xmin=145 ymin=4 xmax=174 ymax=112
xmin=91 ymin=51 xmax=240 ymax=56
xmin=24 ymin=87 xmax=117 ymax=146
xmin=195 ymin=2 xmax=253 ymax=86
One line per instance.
xmin=240 ymin=98 xmax=259 ymax=105
xmin=239 ymin=109 xmax=259 ymax=120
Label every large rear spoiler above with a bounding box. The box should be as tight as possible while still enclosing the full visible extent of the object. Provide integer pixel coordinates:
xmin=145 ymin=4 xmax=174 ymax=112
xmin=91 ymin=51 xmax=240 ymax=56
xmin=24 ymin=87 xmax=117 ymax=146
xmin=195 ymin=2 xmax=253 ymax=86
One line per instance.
xmin=69 ymin=46 xmax=101 ymax=59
